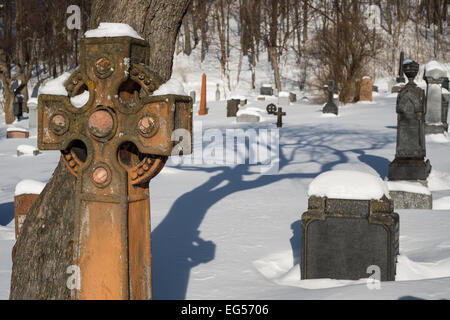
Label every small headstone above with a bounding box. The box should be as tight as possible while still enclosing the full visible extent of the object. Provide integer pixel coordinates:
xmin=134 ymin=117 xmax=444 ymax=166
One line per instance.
xmin=226 ymin=99 xmax=240 ymax=117
xmin=278 ymin=91 xmax=290 ymax=107
xmin=6 ymin=127 xmax=29 ymax=139
xmin=215 ymin=83 xmax=220 ymax=101
xmin=388 ymin=59 xmax=432 ymax=209
xmin=14 ymin=179 xmax=46 ymax=239
xmin=442 ymin=78 xmax=449 ymax=132
xmin=387 ymin=181 xmax=432 ymax=209
xmin=28 ymin=98 xmax=38 ymax=129
xmin=236 ymin=114 xmax=260 ymax=123
xmin=301 ymin=171 xmax=399 ymax=281
xmin=323 ymin=80 xmax=339 ymax=115
xmin=13 ymin=94 xmax=24 ymax=120
xmin=17 ymin=144 xmax=40 ymax=157
xmin=189 ymin=91 xmax=196 ymax=104
xmin=423 ymin=61 xmax=446 ymax=135
xmin=260 ymin=84 xmax=273 ymax=96
xmin=372 ymin=85 xmax=378 ymax=92
xmin=391 ymin=83 xmax=405 ymax=93
xmin=289 ymin=92 xmax=297 ymax=103
xmin=257 ymin=96 xmax=266 ymax=101
xmin=360 ymin=77 xmax=373 ymax=102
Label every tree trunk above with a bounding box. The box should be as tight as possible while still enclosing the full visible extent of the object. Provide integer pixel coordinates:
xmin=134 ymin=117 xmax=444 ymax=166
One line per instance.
xmin=3 ymin=88 xmax=15 ymax=124
xmin=10 ymin=0 xmax=190 ymax=300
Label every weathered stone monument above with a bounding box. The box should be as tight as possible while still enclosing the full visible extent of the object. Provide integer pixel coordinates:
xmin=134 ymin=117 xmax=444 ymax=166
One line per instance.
xmin=215 ymin=83 xmax=220 ymax=101
xmin=276 ymin=107 xmax=286 ymax=128
xmin=6 ymin=127 xmax=29 ymax=139
xmin=198 ymin=73 xmax=207 ymax=115
xmin=442 ymin=77 xmax=449 ymax=132
xmin=260 ymin=84 xmax=273 ymax=96
xmin=388 ymin=59 xmax=432 ymax=209
xmin=28 ymin=98 xmax=38 ymax=129
xmin=360 ymin=77 xmax=373 ymax=102
xmin=301 ymin=170 xmax=399 ymax=281
xmin=37 ymin=35 xmax=193 ymax=299
xmin=423 ymin=61 xmax=446 ymax=135
xmin=289 ymin=92 xmax=297 ymax=103
xmin=392 ymin=51 xmax=406 ymax=93
xmin=226 ymin=99 xmax=239 ymax=117
xmin=278 ymin=91 xmax=290 ymax=107
xmin=323 ymin=80 xmax=339 ymax=115
xmin=189 ymin=90 xmax=196 ymax=104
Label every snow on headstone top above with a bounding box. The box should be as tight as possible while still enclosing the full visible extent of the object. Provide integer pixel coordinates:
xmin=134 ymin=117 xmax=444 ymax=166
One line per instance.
xmin=362 ymin=76 xmax=371 ymax=80
xmin=402 ymin=58 xmax=413 ymax=65
xmin=424 ymin=60 xmax=446 ymax=79
xmin=278 ymin=91 xmax=289 ymax=97
xmin=15 ymin=179 xmax=46 ymax=196
xmin=84 ymin=23 xmax=144 ymax=40
xmin=262 ymin=84 xmax=273 ymax=88
xmin=39 ymin=72 xmax=71 ymax=96
xmin=387 ymin=181 xmax=431 ymax=195
xmin=6 ymin=126 xmax=28 ymax=132
xmin=308 ymin=170 xmax=390 ymax=200
xmin=152 ymin=78 xmax=186 ymax=96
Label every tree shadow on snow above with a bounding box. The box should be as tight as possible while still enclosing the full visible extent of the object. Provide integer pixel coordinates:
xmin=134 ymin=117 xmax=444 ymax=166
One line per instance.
xmin=0 ymin=202 xmax=14 ymax=226
xmin=151 ymin=124 xmax=395 ymax=299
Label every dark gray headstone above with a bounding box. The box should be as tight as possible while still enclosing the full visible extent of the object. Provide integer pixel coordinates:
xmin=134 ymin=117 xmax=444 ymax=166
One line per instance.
xmin=372 ymin=85 xmax=378 ymax=92
xmin=289 ymin=92 xmax=297 ymax=103
xmin=260 ymin=85 xmax=273 ymax=96
xmin=388 ymin=59 xmax=431 ymax=181
xmin=301 ymin=196 xmax=399 ymax=281
xmin=227 ymin=99 xmax=240 ymax=117
xmin=323 ymin=80 xmax=338 ymax=115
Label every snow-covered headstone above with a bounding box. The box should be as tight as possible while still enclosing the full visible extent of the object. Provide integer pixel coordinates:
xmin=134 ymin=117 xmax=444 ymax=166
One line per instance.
xmin=14 ymin=179 xmax=46 ymax=239
xmin=27 ymin=97 xmax=38 ymax=129
xmin=424 ymin=60 xmax=447 ymax=135
xmin=323 ymin=80 xmax=339 ymax=115
xmin=260 ymin=84 xmax=273 ymax=96
xmin=301 ymin=170 xmax=399 ymax=281
xmin=278 ymin=91 xmax=290 ymax=107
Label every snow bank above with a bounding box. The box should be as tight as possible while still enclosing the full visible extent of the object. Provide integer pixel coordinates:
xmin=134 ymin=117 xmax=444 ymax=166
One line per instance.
xmin=153 ymin=78 xmax=186 ymax=96
xmin=433 ymin=196 xmax=450 ymax=210
xmin=428 ymin=170 xmax=450 ymax=191
xmin=387 ymin=181 xmax=431 ymax=195
xmin=84 ymin=23 xmax=144 ymax=40
xmin=308 ymin=170 xmax=389 ymax=200
xmin=39 ymin=72 xmax=71 ymax=96
xmin=236 ymin=106 xmax=267 ymax=121
xmin=70 ymin=90 xmax=90 ymax=108
xmin=426 ymin=133 xmax=449 ymax=143
xmin=15 ymin=179 xmax=46 ymax=196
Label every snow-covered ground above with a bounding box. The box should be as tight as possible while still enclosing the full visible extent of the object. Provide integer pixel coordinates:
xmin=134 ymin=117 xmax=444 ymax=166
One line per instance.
xmin=1 ymin=88 xmax=449 ymax=300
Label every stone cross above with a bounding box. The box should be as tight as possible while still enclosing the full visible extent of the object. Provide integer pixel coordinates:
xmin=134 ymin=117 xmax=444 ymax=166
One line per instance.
xmin=276 ymin=107 xmax=286 ymax=128
xmin=38 ymin=36 xmax=192 ymax=300
xmin=323 ymin=80 xmax=339 ymax=115
xmin=388 ymin=59 xmax=431 ymax=181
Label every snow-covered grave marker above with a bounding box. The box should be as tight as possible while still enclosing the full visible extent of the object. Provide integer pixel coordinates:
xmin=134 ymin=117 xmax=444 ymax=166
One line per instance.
xmin=6 ymin=127 xmax=29 ymax=139
xmin=423 ymin=60 xmax=447 ymax=135
xmin=277 ymin=91 xmax=290 ymax=107
xmin=27 ymin=97 xmax=38 ymax=129
xmin=35 ymin=24 xmax=193 ymax=300
xmin=14 ymin=180 xmax=46 ymax=240
xmin=17 ymin=144 xmax=40 ymax=157
xmin=260 ymin=84 xmax=274 ymax=96
xmin=388 ymin=59 xmax=432 ymax=209
xmin=442 ymin=78 xmax=449 ymax=132
xmin=301 ymin=170 xmax=399 ymax=281
xmin=322 ymin=80 xmax=339 ymax=115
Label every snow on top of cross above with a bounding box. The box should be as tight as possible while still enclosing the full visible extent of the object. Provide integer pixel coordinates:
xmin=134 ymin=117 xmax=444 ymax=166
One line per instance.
xmin=15 ymin=179 xmax=46 ymax=196
xmin=153 ymin=78 xmax=186 ymax=96
xmin=308 ymin=170 xmax=389 ymax=200
xmin=39 ymin=72 xmax=71 ymax=96
xmin=84 ymin=23 xmax=144 ymax=40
